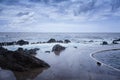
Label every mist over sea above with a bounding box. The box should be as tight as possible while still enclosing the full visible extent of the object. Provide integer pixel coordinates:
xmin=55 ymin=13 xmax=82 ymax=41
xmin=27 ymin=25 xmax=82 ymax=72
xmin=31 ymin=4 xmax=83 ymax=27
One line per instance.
xmin=0 ymin=32 xmax=120 ymax=43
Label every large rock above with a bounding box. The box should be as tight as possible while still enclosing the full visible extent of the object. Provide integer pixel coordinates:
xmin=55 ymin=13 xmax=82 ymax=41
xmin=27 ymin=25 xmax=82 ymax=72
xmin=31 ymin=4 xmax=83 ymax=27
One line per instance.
xmin=47 ymin=38 xmax=56 ymax=43
xmin=16 ymin=40 xmax=29 ymax=46
xmin=0 ymin=47 xmax=50 ymax=72
xmin=52 ymin=44 xmax=66 ymax=52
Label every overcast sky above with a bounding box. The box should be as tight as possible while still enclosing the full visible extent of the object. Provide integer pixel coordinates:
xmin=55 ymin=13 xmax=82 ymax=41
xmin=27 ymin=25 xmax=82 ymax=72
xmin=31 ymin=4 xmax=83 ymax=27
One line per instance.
xmin=0 ymin=0 xmax=120 ymax=32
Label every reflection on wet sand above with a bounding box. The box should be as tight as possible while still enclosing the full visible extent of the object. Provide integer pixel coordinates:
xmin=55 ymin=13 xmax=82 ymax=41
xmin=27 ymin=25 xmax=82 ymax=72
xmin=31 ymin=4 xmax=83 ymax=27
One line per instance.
xmin=13 ymin=68 xmax=49 ymax=80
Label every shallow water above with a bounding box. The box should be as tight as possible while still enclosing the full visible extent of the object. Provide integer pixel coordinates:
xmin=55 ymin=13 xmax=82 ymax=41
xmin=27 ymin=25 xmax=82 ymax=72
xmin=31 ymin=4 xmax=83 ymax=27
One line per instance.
xmin=93 ymin=49 xmax=120 ymax=70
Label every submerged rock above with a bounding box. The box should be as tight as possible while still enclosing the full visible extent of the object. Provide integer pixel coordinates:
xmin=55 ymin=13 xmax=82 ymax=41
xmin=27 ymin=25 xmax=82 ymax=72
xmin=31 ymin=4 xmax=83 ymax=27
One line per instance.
xmin=16 ymin=40 xmax=29 ymax=46
xmin=47 ymin=38 xmax=56 ymax=43
xmin=0 ymin=47 xmax=50 ymax=72
xmin=101 ymin=41 xmax=108 ymax=45
xmin=45 ymin=51 xmax=51 ymax=53
xmin=52 ymin=44 xmax=66 ymax=52
xmin=74 ymin=46 xmax=77 ymax=49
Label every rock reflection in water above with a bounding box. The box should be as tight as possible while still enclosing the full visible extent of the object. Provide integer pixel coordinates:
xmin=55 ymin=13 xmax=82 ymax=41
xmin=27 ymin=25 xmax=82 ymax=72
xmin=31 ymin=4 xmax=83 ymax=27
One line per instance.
xmin=53 ymin=51 xmax=61 ymax=56
xmin=13 ymin=68 xmax=49 ymax=80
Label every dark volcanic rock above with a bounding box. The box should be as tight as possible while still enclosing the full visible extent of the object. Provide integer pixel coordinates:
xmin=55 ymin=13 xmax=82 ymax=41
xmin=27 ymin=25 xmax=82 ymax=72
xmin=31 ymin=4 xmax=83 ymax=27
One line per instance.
xmin=97 ymin=62 xmax=101 ymax=66
xmin=57 ymin=40 xmax=63 ymax=43
xmin=112 ymin=38 xmax=120 ymax=44
xmin=0 ymin=47 xmax=50 ymax=72
xmin=112 ymin=40 xmax=118 ymax=44
xmin=52 ymin=44 xmax=66 ymax=52
xmin=16 ymin=40 xmax=29 ymax=46
xmin=64 ymin=39 xmax=71 ymax=43
xmin=16 ymin=48 xmax=40 ymax=55
xmin=0 ymin=41 xmax=16 ymax=46
xmin=47 ymin=38 xmax=56 ymax=43
xmin=101 ymin=41 xmax=108 ymax=45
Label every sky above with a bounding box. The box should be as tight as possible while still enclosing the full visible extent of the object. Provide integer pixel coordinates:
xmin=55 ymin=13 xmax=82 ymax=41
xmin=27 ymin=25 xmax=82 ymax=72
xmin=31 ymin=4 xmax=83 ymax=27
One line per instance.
xmin=0 ymin=0 xmax=120 ymax=32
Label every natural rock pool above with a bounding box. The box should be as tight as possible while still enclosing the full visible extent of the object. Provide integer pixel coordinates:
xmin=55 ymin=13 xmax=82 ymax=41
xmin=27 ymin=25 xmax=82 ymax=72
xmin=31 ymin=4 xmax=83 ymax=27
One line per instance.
xmin=92 ymin=49 xmax=120 ymax=71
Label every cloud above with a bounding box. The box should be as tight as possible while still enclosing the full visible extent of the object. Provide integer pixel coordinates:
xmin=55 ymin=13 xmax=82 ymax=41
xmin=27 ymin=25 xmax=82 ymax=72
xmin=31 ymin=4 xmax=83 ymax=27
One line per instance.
xmin=0 ymin=0 xmax=120 ymax=32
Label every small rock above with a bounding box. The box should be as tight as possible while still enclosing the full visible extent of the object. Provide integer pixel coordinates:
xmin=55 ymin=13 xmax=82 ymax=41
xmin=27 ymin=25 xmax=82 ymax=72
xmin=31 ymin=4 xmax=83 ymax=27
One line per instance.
xmin=16 ymin=40 xmax=29 ymax=46
xmin=47 ymin=38 xmax=56 ymax=43
xmin=52 ymin=44 xmax=66 ymax=52
xmin=101 ymin=41 xmax=108 ymax=45
xmin=45 ymin=51 xmax=50 ymax=53
xmin=64 ymin=39 xmax=71 ymax=43
xmin=57 ymin=40 xmax=63 ymax=43
xmin=97 ymin=62 xmax=101 ymax=66
xmin=16 ymin=48 xmax=40 ymax=55
xmin=112 ymin=40 xmax=118 ymax=44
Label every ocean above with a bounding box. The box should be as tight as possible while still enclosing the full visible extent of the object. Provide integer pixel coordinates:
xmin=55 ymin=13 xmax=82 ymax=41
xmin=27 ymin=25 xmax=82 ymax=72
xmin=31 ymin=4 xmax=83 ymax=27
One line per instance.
xmin=0 ymin=32 xmax=120 ymax=43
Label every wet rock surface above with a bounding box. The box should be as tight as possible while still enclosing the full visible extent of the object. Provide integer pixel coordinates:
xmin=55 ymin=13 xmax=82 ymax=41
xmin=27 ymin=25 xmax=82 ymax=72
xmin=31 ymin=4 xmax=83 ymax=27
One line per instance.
xmin=101 ymin=41 xmax=108 ymax=45
xmin=16 ymin=40 xmax=29 ymax=46
xmin=47 ymin=38 xmax=56 ymax=43
xmin=52 ymin=44 xmax=66 ymax=52
xmin=0 ymin=47 xmax=50 ymax=72
xmin=0 ymin=40 xmax=29 ymax=46
xmin=64 ymin=39 xmax=71 ymax=43
xmin=16 ymin=48 xmax=40 ymax=55
xmin=112 ymin=38 xmax=120 ymax=44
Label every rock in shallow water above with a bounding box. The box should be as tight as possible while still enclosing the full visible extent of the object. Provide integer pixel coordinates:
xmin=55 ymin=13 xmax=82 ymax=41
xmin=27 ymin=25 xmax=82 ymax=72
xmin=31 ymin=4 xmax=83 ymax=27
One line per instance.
xmin=52 ymin=44 xmax=66 ymax=52
xmin=64 ymin=39 xmax=71 ymax=43
xmin=16 ymin=47 xmax=40 ymax=55
xmin=101 ymin=41 xmax=108 ymax=45
xmin=0 ymin=47 xmax=50 ymax=72
xmin=47 ymin=38 xmax=56 ymax=43
xmin=16 ymin=40 xmax=29 ymax=46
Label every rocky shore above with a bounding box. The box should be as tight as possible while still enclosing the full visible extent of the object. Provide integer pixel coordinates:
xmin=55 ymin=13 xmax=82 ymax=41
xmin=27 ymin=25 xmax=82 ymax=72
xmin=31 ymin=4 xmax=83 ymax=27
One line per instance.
xmin=0 ymin=38 xmax=71 ymax=46
xmin=0 ymin=47 xmax=50 ymax=72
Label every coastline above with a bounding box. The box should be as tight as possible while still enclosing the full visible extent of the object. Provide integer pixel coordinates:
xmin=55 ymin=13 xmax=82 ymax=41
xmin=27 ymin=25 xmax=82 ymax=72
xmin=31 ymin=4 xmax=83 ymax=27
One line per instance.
xmin=0 ymin=38 xmax=120 ymax=80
